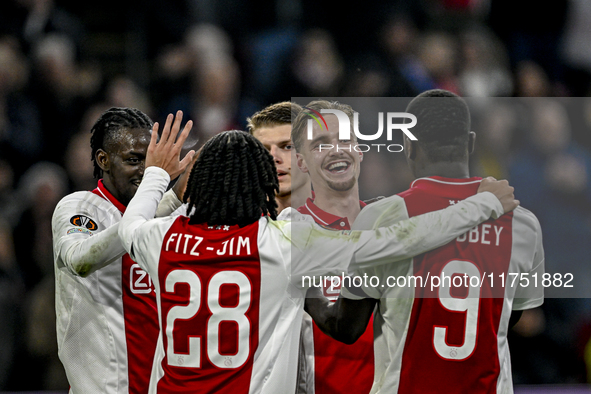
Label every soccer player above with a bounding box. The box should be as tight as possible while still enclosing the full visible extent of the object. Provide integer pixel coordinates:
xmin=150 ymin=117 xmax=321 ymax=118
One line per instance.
xmin=117 ymin=121 xmax=517 ymax=393
xmin=247 ymin=101 xmax=311 ymax=212
xmin=52 ymin=108 xmax=194 ymax=393
xmin=291 ymin=100 xmax=374 ymax=394
xmin=306 ymin=90 xmax=544 ymax=393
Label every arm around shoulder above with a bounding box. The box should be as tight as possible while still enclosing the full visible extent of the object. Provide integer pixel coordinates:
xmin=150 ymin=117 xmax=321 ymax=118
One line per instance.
xmin=304 ymin=287 xmax=376 ymax=344
xmin=350 ymin=191 xmax=506 ymax=270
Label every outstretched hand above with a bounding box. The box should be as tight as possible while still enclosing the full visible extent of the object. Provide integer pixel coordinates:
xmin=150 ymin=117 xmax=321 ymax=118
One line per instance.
xmin=146 ymin=110 xmax=196 ymax=180
xmin=477 ymin=177 xmax=520 ymax=214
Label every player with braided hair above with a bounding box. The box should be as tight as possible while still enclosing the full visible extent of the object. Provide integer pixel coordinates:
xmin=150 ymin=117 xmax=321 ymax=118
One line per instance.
xmin=118 ymin=122 xmax=518 ymax=393
xmin=90 ymin=107 xmax=154 ymax=179
xmin=52 ymin=108 xmax=194 ymax=393
xmin=185 ymin=130 xmax=278 ymax=227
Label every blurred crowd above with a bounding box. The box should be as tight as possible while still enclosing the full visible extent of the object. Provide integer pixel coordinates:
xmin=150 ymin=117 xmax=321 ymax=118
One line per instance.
xmin=1 ymin=0 xmax=591 ymax=390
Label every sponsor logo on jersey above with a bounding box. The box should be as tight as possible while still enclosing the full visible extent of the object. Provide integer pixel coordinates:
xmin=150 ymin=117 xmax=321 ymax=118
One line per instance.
xmin=70 ymin=215 xmax=98 ymax=231
xmin=130 ymin=264 xmax=153 ymax=294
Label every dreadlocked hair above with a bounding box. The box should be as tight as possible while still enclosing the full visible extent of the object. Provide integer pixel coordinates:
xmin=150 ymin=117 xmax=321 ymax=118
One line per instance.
xmin=184 ymin=130 xmax=279 ymax=227
xmin=90 ymin=107 xmax=153 ymax=178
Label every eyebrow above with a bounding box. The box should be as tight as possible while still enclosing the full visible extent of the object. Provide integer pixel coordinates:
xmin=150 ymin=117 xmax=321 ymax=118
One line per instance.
xmin=262 ymin=138 xmax=292 ymax=148
xmin=309 ymin=134 xmax=332 ymax=146
xmin=124 ymin=150 xmax=146 ymax=157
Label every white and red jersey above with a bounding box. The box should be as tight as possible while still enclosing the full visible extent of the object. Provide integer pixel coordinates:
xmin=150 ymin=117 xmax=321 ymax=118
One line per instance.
xmin=344 ymin=176 xmax=545 ymax=394
xmin=296 ymin=198 xmax=374 ymax=394
xmin=52 ymin=180 xmax=179 ymax=393
xmin=118 ymin=167 xmax=507 ymax=393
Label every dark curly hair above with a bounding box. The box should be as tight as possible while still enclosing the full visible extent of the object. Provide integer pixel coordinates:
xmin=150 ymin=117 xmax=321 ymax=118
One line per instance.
xmin=184 ymin=130 xmax=279 ymax=227
xmin=90 ymin=107 xmax=153 ymax=178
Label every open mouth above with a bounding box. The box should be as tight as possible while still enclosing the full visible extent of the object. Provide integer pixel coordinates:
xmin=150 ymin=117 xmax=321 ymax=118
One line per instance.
xmin=325 ymin=161 xmax=351 ymax=174
xmin=277 ymin=169 xmax=288 ymax=178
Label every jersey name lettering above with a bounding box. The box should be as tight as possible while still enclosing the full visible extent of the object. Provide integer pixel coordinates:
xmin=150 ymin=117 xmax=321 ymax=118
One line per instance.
xmin=164 ymin=233 xmax=252 ymax=257
xmin=456 ymin=223 xmax=503 ymax=246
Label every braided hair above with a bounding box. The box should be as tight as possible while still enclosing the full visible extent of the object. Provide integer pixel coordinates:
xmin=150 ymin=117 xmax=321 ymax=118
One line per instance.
xmin=90 ymin=107 xmax=153 ymax=178
xmin=184 ymin=130 xmax=279 ymax=227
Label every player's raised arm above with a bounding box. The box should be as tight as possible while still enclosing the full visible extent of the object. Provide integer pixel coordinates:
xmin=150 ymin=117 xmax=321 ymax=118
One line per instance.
xmin=154 ymin=143 xmax=200 ymax=217
xmin=118 ymin=111 xmax=195 ymax=260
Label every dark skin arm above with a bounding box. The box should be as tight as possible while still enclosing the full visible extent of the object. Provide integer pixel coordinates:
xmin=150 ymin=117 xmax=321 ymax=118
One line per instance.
xmin=304 ymin=287 xmax=377 ymax=344
xmin=509 ymin=310 xmax=523 ymax=329
xmin=305 ymin=287 xmax=524 ymax=344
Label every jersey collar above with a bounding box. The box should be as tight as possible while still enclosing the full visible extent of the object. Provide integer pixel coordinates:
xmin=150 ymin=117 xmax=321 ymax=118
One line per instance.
xmin=92 ymin=179 xmax=127 ymax=214
xmin=297 ymin=197 xmax=366 ymax=230
xmin=410 ymin=176 xmax=482 ymax=199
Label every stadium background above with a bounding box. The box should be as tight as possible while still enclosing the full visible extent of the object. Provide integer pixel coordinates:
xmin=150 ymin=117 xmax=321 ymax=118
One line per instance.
xmin=1 ymin=0 xmax=591 ymax=392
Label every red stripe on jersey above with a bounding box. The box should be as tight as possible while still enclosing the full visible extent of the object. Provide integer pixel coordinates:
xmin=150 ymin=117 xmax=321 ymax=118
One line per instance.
xmin=156 ymin=217 xmax=261 ymax=393
xmin=397 ymin=177 xmax=513 ymax=394
xmin=122 ymin=255 xmax=159 ymax=394
xmin=92 ymin=179 xmax=159 ymax=393
xmin=298 ymin=198 xmax=374 ymax=394
xmin=92 ymin=179 xmax=127 ymax=214
xmin=312 ymin=323 xmax=374 ymax=393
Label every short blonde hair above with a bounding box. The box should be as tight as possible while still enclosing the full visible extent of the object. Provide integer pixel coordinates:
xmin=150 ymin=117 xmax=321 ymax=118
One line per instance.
xmin=246 ymin=101 xmax=302 ymax=134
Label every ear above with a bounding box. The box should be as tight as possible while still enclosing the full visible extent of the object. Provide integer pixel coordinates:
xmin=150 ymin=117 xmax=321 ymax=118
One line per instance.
xmin=96 ymin=149 xmax=110 ymax=173
xmin=296 ymin=152 xmax=309 ymax=174
xmin=404 ymin=137 xmax=417 ymax=161
xmin=358 ymin=149 xmax=363 ymax=163
xmin=468 ymin=131 xmax=476 ymax=155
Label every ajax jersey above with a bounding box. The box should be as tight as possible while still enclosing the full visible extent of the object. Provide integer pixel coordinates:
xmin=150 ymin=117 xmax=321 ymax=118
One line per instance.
xmin=345 ymin=177 xmax=544 ymax=394
xmin=119 ymin=167 xmax=509 ymax=393
xmin=297 ymin=198 xmax=374 ymax=394
xmin=52 ymin=180 xmax=159 ymax=394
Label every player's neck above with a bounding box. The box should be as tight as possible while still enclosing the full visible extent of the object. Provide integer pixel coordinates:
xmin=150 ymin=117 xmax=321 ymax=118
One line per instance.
xmin=101 ymin=178 xmax=127 ymax=206
xmin=312 ymin=185 xmax=361 ymax=223
xmin=413 ymin=162 xmax=470 ymax=180
xmin=276 ymin=194 xmax=290 ymax=214
xmin=291 ymin=181 xmax=312 ymax=210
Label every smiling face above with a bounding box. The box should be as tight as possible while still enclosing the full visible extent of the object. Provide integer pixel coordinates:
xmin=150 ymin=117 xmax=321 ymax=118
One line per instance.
xmin=296 ymin=114 xmax=362 ymax=194
xmin=96 ymin=127 xmax=151 ymax=206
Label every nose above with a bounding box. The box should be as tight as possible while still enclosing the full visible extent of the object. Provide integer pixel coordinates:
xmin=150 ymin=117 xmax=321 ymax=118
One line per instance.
xmin=327 ymin=145 xmax=344 ymax=157
xmin=269 ymin=145 xmax=283 ymax=164
xmin=138 ymin=160 xmax=146 ymax=176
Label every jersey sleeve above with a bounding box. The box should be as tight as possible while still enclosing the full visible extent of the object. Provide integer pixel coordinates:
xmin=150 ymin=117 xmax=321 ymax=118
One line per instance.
xmin=292 ymin=191 xmax=504 ymax=290
xmin=52 ymin=195 xmax=126 ymax=277
xmin=155 ymin=188 xmax=183 ymax=217
xmin=340 ymin=266 xmax=380 ymax=300
xmin=118 ymin=166 xmax=173 ymax=276
xmin=513 ymin=209 xmax=545 ymax=310
xmin=341 ymin=196 xmax=413 ymax=299
xmin=349 ymin=191 xmax=504 ymax=271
